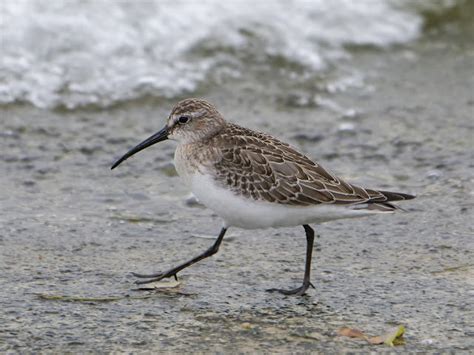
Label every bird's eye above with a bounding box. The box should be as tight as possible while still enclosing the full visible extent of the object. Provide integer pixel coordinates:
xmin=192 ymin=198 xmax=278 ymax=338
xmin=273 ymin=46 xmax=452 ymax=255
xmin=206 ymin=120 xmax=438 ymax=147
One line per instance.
xmin=178 ymin=116 xmax=190 ymax=124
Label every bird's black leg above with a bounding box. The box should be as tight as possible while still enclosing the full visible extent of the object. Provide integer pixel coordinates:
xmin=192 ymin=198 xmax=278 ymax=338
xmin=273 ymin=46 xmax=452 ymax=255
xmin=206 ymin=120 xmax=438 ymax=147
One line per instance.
xmin=133 ymin=227 xmax=227 ymax=284
xmin=267 ymin=224 xmax=315 ymax=296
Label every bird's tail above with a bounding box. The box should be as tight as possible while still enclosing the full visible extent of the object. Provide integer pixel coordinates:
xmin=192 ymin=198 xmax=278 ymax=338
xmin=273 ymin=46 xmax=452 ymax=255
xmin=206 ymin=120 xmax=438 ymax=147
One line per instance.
xmin=361 ymin=189 xmax=416 ymax=212
xmin=378 ymin=190 xmax=416 ymax=202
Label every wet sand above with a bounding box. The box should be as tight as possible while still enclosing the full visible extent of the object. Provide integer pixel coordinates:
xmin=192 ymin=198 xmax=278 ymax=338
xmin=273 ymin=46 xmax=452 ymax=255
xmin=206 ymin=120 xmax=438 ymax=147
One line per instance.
xmin=1 ymin=17 xmax=473 ymax=354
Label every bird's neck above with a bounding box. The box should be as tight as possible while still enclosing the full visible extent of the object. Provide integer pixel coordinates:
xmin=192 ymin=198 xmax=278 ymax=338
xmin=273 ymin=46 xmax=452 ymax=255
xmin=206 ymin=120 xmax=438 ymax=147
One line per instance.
xmin=174 ymin=140 xmax=219 ymax=182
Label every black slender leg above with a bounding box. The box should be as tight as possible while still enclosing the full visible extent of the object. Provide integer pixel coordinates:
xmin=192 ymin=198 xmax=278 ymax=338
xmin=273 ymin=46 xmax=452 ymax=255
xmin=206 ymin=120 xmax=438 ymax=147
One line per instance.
xmin=267 ymin=224 xmax=315 ymax=296
xmin=133 ymin=227 xmax=227 ymax=285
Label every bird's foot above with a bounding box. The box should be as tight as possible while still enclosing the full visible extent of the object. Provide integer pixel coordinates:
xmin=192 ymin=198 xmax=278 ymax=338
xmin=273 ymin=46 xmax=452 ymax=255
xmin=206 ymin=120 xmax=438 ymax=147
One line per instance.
xmin=266 ymin=281 xmax=314 ymax=296
xmin=132 ymin=271 xmax=178 ymax=285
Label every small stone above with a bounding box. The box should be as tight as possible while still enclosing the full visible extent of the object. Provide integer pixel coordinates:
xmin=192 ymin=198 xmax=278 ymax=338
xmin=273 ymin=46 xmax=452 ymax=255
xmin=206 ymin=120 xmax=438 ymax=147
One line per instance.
xmin=240 ymin=322 xmax=253 ymax=330
xmin=337 ymin=122 xmax=357 ymax=136
xmin=184 ymin=193 xmax=202 ymax=207
xmin=338 ymin=122 xmax=355 ymax=132
xmin=426 ymin=170 xmax=442 ymax=180
xmin=341 ymin=109 xmax=363 ymax=120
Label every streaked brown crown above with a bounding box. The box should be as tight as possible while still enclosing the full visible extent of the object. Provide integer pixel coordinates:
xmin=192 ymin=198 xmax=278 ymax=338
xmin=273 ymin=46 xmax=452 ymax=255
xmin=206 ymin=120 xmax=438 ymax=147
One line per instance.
xmin=170 ymin=98 xmax=220 ymax=118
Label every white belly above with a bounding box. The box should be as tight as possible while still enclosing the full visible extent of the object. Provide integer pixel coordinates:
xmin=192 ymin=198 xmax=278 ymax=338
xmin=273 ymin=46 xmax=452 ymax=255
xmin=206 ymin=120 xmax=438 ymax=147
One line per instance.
xmin=190 ymin=173 xmax=382 ymax=229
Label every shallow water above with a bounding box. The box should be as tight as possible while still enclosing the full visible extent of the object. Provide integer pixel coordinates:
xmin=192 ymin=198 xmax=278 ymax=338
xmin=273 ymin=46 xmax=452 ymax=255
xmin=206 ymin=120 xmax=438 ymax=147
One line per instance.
xmin=1 ymin=1 xmax=474 ymax=353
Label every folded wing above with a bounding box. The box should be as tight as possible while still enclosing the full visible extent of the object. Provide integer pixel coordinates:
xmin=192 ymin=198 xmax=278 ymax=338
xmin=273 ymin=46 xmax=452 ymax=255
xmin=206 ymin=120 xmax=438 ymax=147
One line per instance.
xmin=212 ymin=124 xmax=414 ymax=209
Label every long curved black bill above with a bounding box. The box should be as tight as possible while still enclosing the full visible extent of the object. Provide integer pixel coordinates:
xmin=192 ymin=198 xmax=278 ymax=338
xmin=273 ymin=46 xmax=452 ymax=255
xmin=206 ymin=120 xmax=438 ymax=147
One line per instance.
xmin=111 ymin=126 xmax=168 ymax=170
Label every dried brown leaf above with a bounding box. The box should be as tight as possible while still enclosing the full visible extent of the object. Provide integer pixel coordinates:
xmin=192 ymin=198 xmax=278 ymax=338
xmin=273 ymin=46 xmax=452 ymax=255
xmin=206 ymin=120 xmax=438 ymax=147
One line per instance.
xmin=368 ymin=335 xmax=384 ymax=345
xmin=337 ymin=327 xmax=367 ymax=339
xmin=338 ymin=325 xmax=405 ymax=346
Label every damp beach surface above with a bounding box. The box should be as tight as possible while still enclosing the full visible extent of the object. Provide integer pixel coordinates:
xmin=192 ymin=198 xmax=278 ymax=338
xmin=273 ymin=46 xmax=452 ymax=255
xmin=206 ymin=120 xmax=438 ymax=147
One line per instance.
xmin=1 ymin=2 xmax=473 ymax=353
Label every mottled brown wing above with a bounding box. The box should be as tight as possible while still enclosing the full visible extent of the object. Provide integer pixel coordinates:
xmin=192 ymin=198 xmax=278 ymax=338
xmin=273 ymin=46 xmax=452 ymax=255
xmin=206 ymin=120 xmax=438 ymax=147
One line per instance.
xmin=211 ymin=124 xmax=389 ymax=206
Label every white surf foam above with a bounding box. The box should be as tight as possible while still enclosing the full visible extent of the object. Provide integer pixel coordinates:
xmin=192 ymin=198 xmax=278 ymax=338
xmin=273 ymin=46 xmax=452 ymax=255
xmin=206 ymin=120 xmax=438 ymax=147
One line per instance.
xmin=0 ymin=0 xmax=451 ymax=108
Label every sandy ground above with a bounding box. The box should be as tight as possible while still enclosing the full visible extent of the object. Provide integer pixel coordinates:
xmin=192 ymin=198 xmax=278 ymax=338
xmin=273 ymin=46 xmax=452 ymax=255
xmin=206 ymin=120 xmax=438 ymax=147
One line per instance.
xmin=1 ymin=14 xmax=473 ymax=354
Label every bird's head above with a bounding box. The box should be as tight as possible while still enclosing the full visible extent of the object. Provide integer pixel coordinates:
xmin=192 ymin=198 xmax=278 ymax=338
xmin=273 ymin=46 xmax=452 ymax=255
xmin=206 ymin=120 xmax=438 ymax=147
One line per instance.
xmin=167 ymin=98 xmax=226 ymax=144
xmin=111 ymin=98 xmax=225 ymax=169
